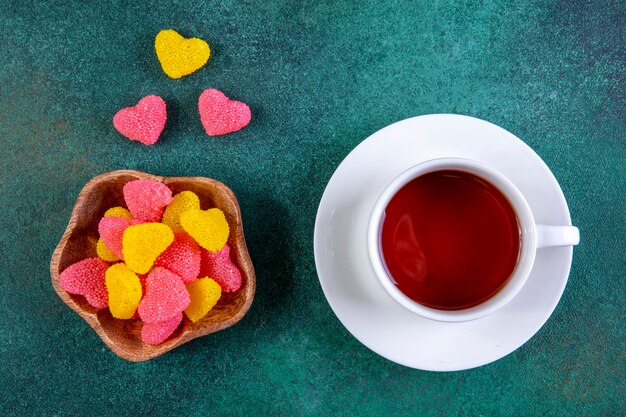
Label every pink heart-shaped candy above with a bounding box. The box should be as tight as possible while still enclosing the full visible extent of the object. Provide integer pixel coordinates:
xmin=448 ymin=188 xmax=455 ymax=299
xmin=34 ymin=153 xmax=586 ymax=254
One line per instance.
xmin=198 ymin=89 xmax=251 ymax=136
xmin=199 ymin=244 xmax=242 ymax=292
xmin=98 ymin=217 xmax=133 ymax=260
xmin=138 ymin=267 xmax=190 ymax=323
xmin=141 ymin=312 xmax=183 ymax=345
xmin=59 ymin=258 xmax=109 ymax=309
xmin=123 ymin=179 xmax=173 ymax=222
xmin=113 ymin=95 xmax=166 ymax=145
xmin=154 ymin=232 xmax=201 ymax=284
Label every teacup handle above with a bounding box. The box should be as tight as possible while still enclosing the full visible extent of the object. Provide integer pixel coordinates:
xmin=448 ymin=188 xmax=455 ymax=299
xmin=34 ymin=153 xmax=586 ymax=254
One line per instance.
xmin=536 ymin=225 xmax=580 ymax=248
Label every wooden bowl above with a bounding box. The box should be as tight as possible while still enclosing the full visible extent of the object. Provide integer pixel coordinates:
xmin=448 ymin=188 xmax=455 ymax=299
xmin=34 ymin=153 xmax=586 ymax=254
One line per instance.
xmin=50 ymin=170 xmax=255 ymax=362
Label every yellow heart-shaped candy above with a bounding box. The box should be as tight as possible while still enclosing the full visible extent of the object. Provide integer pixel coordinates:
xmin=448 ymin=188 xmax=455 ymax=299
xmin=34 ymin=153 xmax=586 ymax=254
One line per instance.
xmin=104 ymin=206 xmax=133 ymax=220
xmin=155 ymin=29 xmax=210 ymax=79
xmin=123 ymin=223 xmax=174 ymax=274
xmin=105 ymin=263 xmax=143 ymax=319
xmin=162 ymin=191 xmax=201 ymax=232
xmin=97 ymin=237 xmax=119 ymax=262
xmin=180 ymin=208 xmax=229 ymax=252
xmin=184 ymin=277 xmax=222 ymax=323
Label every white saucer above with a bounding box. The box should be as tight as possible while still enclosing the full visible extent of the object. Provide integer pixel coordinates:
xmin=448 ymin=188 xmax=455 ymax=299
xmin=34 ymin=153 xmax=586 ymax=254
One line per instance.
xmin=314 ymin=114 xmax=575 ymax=371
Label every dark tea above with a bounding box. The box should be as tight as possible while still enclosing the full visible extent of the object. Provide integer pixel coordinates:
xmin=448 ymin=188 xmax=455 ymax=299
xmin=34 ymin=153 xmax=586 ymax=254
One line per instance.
xmin=380 ymin=170 xmax=520 ymax=310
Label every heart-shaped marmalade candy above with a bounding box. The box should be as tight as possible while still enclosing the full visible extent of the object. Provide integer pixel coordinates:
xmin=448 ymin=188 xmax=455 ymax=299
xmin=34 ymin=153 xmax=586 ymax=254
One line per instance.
xmin=180 ymin=208 xmax=229 ymax=252
xmin=123 ymin=179 xmax=173 ymax=223
xmin=113 ymin=95 xmax=167 ymax=145
xmin=184 ymin=277 xmax=222 ymax=323
xmin=123 ymin=223 xmax=174 ymax=274
xmin=198 ymin=88 xmax=251 ymax=136
xmin=155 ymin=29 xmax=210 ymax=79
xmin=154 ymin=232 xmax=201 ymax=284
xmin=162 ymin=191 xmax=200 ymax=232
xmin=200 ymin=244 xmax=242 ymax=292
xmin=138 ymin=267 xmax=190 ymax=323
xmin=98 ymin=217 xmax=133 ymax=260
xmin=141 ymin=312 xmax=183 ymax=345
xmin=59 ymin=258 xmax=109 ymax=309
xmin=105 ymin=263 xmax=142 ymax=319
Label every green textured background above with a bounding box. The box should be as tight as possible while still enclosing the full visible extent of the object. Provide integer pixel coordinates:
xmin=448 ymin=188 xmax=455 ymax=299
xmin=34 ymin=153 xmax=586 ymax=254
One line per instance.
xmin=0 ymin=0 xmax=624 ymax=415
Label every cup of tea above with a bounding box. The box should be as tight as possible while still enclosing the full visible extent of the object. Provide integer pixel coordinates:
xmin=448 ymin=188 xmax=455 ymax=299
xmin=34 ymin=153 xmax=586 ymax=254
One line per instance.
xmin=367 ymin=158 xmax=579 ymax=322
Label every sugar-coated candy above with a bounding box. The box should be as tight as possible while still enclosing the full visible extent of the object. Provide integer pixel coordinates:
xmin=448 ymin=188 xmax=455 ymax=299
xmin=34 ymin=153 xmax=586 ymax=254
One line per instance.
xmin=104 ymin=206 xmax=133 ymax=220
xmin=180 ymin=208 xmax=229 ymax=252
xmin=198 ymin=88 xmax=251 ymax=136
xmin=138 ymin=267 xmax=190 ymax=323
xmin=154 ymin=232 xmax=201 ymax=284
xmin=141 ymin=312 xmax=183 ymax=345
xmin=155 ymin=29 xmax=210 ymax=79
xmin=113 ymin=95 xmax=167 ymax=146
xmin=200 ymin=244 xmax=242 ymax=292
xmin=123 ymin=223 xmax=174 ymax=274
xmin=59 ymin=258 xmax=109 ymax=309
xmin=162 ymin=191 xmax=200 ymax=232
xmin=98 ymin=217 xmax=133 ymax=260
xmin=105 ymin=263 xmax=142 ymax=319
xmin=123 ymin=179 xmax=173 ymax=222
xmin=96 ymin=237 xmax=119 ymax=262
xmin=184 ymin=277 xmax=221 ymax=323
xmin=96 ymin=207 xmax=134 ymax=261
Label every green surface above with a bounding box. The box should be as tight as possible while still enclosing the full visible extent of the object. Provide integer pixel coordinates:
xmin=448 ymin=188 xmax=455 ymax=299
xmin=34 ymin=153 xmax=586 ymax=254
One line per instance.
xmin=0 ymin=0 xmax=624 ymax=415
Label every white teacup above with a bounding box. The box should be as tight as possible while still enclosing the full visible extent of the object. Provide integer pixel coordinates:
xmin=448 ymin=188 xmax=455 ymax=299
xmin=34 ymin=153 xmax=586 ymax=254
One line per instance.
xmin=367 ymin=158 xmax=580 ymax=323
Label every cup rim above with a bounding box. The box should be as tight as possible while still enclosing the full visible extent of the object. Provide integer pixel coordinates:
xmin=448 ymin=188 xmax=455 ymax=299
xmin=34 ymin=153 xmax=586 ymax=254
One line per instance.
xmin=367 ymin=157 xmax=537 ymax=322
